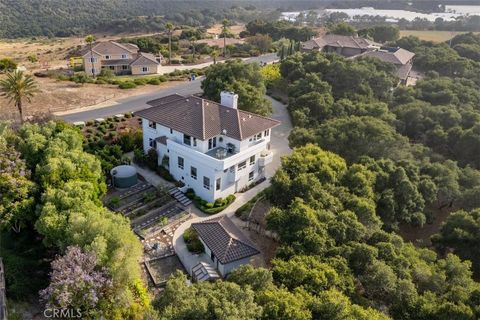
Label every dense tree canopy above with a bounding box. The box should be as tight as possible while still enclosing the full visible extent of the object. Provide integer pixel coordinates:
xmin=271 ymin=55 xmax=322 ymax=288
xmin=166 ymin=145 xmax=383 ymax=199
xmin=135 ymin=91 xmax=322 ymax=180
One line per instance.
xmin=201 ymin=59 xmax=272 ymax=115
xmin=264 ymin=146 xmax=480 ymax=320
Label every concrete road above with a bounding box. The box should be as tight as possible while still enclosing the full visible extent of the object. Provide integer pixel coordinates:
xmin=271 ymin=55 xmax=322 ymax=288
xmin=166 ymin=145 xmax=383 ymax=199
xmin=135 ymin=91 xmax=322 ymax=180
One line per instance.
xmin=61 ymin=79 xmax=203 ymax=122
xmin=60 ymin=53 xmax=279 ymax=123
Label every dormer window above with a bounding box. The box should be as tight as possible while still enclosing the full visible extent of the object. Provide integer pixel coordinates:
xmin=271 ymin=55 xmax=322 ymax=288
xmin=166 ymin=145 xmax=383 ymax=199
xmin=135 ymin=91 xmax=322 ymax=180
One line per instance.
xmin=105 ymin=55 xmax=111 ymax=60
xmin=122 ymin=54 xmax=128 ymax=59
xmin=148 ymin=120 xmax=156 ymax=129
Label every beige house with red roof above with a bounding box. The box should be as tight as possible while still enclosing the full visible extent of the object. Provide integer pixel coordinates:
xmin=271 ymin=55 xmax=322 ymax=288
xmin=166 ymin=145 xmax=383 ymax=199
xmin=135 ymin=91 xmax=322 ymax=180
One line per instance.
xmin=82 ymin=41 xmax=161 ymax=76
xmin=135 ymin=92 xmax=280 ymax=202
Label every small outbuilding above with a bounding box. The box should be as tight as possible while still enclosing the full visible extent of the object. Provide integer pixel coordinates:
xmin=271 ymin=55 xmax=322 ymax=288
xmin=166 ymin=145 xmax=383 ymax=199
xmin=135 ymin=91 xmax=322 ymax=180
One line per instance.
xmin=191 ymin=216 xmax=259 ymax=277
xmin=111 ymin=165 xmax=138 ymax=188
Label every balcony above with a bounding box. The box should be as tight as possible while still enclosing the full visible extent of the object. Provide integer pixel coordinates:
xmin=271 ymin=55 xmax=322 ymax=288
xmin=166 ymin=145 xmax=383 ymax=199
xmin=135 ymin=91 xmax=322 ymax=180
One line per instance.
xmin=258 ymin=151 xmax=273 ymax=167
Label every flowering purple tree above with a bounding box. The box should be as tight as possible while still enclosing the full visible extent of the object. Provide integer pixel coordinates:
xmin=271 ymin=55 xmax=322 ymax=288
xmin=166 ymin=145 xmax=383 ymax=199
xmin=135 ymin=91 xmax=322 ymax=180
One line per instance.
xmin=0 ymin=141 xmax=36 ymax=233
xmin=40 ymin=246 xmax=113 ymax=315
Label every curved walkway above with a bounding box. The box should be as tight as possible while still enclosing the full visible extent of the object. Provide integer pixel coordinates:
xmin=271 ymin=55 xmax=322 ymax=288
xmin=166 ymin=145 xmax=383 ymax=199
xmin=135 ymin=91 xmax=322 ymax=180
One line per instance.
xmin=172 ymin=96 xmax=292 ymax=275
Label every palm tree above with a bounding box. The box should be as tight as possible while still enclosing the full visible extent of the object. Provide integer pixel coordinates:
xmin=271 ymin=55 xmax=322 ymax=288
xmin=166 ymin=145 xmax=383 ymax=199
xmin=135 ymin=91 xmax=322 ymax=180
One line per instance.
xmin=85 ymin=34 xmax=96 ymax=77
xmin=221 ymin=19 xmax=229 ymax=57
xmin=165 ymin=23 xmax=174 ymax=65
xmin=0 ymin=70 xmax=38 ymax=123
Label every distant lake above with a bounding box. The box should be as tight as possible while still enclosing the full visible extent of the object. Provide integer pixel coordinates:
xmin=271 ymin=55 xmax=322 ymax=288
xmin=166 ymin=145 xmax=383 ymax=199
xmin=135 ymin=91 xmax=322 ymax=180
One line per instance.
xmin=281 ymin=5 xmax=480 ymax=23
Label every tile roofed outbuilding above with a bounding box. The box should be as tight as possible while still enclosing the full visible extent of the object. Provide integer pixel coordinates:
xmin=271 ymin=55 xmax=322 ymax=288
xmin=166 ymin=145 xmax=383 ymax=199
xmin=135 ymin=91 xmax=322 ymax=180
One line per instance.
xmin=135 ymin=94 xmax=280 ymax=141
xmin=192 ymin=216 xmax=260 ymax=264
xmin=303 ymin=34 xmax=380 ymax=50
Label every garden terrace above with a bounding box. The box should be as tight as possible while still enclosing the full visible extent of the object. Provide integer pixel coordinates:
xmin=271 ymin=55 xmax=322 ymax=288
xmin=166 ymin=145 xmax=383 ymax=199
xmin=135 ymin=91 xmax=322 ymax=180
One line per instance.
xmin=144 ymin=255 xmax=185 ymax=287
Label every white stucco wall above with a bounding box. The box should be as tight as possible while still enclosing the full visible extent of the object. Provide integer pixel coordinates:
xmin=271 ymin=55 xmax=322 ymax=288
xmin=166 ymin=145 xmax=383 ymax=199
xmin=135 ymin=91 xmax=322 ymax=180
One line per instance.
xmin=141 ymin=119 xmax=271 ymax=202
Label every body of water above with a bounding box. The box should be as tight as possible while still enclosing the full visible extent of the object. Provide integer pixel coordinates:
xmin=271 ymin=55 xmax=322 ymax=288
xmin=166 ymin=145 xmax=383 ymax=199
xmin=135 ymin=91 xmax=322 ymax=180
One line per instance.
xmin=281 ymin=5 xmax=480 ymax=22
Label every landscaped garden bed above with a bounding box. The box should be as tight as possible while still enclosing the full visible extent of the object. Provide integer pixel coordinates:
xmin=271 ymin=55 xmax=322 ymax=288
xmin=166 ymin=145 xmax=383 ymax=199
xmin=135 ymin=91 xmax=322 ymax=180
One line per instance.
xmin=183 ymin=227 xmax=204 ymax=254
xmin=185 ymin=188 xmax=235 ymax=214
xmin=144 ymin=255 xmax=185 ymax=287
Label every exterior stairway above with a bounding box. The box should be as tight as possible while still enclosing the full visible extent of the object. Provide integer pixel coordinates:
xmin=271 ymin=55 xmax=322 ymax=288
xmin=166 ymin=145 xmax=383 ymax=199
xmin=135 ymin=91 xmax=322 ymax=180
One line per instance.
xmin=168 ymin=187 xmax=192 ymax=207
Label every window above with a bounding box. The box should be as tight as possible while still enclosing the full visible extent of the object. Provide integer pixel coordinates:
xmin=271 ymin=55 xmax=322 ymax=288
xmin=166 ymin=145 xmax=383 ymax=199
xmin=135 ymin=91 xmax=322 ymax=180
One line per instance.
xmin=148 ymin=120 xmax=156 ymax=129
xmin=122 ymin=65 xmax=128 ymax=70
xmin=149 ymin=138 xmax=156 ymax=148
xmin=216 ymin=178 xmax=221 ymax=191
xmin=183 ymin=134 xmax=191 ymax=145
xmin=203 ymin=176 xmax=210 ymax=190
xmin=193 ymin=138 xmax=197 ymax=147
xmin=105 ymin=55 xmax=111 ymax=60
xmin=170 ymin=128 xmax=173 ymax=134
xmin=178 ymin=157 xmax=184 ymax=169
xmin=264 ymin=129 xmax=270 ymax=136
xmin=255 ymin=133 xmax=262 ymax=140
xmin=90 ymin=57 xmax=96 ymax=63
xmin=249 ymin=171 xmax=254 ymax=181
xmin=142 ymin=66 xmax=149 ymax=72
xmin=122 ymin=54 xmax=128 ymax=59
xmin=238 ymin=160 xmax=247 ymax=171
xmin=249 ymin=137 xmax=253 ymax=142
xmin=250 ymin=155 xmax=255 ymax=165
xmin=190 ymin=166 xmax=197 ymax=180
xmin=109 ymin=66 xmax=115 ymax=70
xmin=208 ymin=137 xmax=217 ymax=150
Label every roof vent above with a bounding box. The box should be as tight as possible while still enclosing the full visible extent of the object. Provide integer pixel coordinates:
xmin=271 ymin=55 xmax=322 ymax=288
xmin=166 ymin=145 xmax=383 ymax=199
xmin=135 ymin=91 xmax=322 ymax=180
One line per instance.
xmin=242 ymin=117 xmax=246 ymax=121
xmin=222 ymin=129 xmax=227 ymax=135
xmin=248 ymin=115 xmax=252 ymax=118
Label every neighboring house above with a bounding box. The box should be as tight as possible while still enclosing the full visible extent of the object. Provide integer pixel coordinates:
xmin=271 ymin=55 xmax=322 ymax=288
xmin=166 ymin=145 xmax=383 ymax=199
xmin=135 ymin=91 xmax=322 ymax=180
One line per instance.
xmin=135 ymin=92 xmax=280 ymax=203
xmin=355 ymin=47 xmax=416 ymax=84
xmin=302 ymin=34 xmax=380 ymax=57
xmin=191 ymin=216 xmax=260 ymax=277
xmin=82 ymin=41 xmax=161 ymax=76
xmin=302 ymin=35 xmax=416 ymax=84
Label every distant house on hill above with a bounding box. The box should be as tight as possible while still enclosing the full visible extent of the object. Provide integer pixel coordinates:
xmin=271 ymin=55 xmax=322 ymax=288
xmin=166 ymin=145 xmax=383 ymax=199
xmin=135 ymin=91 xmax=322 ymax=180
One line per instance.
xmin=81 ymin=41 xmax=162 ymax=76
xmin=302 ymin=34 xmax=380 ymax=57
xmin=191 ymin=216 xmax=260 ymax=278
xmin=354 ymin=47 xmax=415 ymax=84
xmin=302 ymin=34 xmax=416 ymax=84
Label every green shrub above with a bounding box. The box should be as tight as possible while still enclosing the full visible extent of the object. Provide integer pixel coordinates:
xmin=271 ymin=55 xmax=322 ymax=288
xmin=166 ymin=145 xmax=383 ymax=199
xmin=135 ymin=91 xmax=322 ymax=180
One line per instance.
xmin=214 ymin=198 xmax=224 ymax=207
xmin=158 ymin=75 xmax=167 ymax=82
xmin=156 ymin=166 xmax=175 ymax=182
xmin=85 ymin=121 xmax=94 ymax=126
xmin=124 ymin=113 xmax=133 ymax=118
xmin=183 ymin=227 xmax=204 ymax=254
xmin=86 ymin=128 xmax=93 ymax=133
xmin=118 ymin=81 xmax=137 ymax=89
xmin=108 ymin=196 xmax=120 ymax=208
xmin=147 ymin=78 xmax=160 ymax=85
xmin=205 ymin=202 xmax=214 ymax=209
xmin=95 ymin=79 xmax=107 ymax=84
xmin=133 ymin=78 xmax=148 ymax=86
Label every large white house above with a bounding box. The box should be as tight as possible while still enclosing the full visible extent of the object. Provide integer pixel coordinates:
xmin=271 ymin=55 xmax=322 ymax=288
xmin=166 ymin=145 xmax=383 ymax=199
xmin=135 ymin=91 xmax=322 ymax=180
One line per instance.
xmin=135 ymin=92 xmax=280 ymax=202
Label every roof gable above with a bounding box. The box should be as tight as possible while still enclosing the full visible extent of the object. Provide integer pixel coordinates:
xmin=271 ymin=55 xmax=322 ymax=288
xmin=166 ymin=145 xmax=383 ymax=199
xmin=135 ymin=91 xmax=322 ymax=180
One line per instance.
xmin=192 ymin=216 xmax=259 ymax=264
xmin=130 ymin=52 xmax=160 ymax=66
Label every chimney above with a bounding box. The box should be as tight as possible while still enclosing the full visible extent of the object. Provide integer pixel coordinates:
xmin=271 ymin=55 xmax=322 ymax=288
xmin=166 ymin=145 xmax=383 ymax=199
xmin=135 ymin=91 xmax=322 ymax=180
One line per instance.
xmin=220 ymin=91 xmax=238 ymax=109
